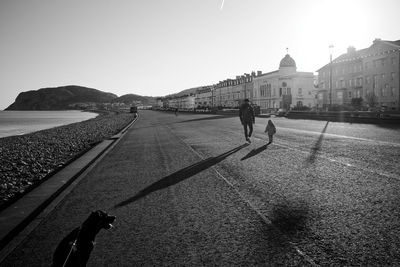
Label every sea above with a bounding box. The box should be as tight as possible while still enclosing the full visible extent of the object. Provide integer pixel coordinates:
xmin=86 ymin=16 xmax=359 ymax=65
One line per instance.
xmin=0 ymin=110 xmax=98 ymax=138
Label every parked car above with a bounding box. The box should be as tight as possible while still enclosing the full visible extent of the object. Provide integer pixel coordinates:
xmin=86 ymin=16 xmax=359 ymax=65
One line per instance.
xmin=276 ymin=108 xmax=287 ymax=117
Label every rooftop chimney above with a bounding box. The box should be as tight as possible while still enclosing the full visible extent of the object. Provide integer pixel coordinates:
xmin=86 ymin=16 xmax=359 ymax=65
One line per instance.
xmin=347 ymin=46 xmax=356 ymax=54
xmin=373 ymin=38 xmax=381 ymax=44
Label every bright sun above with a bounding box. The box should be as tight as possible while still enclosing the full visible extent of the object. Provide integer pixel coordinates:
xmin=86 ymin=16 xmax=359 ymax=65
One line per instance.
xmin=312 ymin=0 xmax=371 ymax=49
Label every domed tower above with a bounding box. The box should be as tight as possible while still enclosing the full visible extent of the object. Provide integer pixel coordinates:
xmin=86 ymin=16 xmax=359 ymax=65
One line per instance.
xmin=279 ymin=53 xmax=297 ymax=75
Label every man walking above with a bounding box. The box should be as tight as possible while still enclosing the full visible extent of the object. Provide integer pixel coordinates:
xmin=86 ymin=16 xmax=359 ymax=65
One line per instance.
xmin=239 ymin=99 xmax=255 ymax=143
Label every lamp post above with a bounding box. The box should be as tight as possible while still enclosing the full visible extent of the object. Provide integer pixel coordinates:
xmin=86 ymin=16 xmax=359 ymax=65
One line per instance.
xmin=329 ymin=45 xmax=334 ymax=110
xmin=211 ymin=85 xmax=214 ymax=108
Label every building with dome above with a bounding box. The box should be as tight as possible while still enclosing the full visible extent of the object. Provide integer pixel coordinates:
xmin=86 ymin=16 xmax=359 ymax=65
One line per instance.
xmin=252 ymin=53 xmax=317 ymax=113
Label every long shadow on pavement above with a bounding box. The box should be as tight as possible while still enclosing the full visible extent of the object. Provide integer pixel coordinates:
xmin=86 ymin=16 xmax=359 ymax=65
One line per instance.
xmin=240 ymin=143 xmax=270 ymax=161
xmin=305 ymin=121 xmax=329 ymax=165
xmin=113 ymin=143 xmax=248 ymax=208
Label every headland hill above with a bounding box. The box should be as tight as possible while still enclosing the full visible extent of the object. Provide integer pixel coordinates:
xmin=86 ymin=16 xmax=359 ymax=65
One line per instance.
xmin=5 ymin=85 xmax=157 ymax=111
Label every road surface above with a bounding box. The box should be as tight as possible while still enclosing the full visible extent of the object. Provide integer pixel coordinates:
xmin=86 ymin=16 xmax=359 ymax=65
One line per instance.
xmin=2 ymin=110 xmax=400 ymax=266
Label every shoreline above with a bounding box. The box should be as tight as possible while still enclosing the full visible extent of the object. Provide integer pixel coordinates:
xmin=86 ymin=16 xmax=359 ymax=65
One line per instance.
xmin=0 ymin=110 xmax=99 ymax=139
xmin=0 ymin=111 xmax=136 ymax=211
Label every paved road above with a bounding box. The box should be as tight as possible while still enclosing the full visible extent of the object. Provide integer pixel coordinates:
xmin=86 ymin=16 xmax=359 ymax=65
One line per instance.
xmin=2 ymin=110 xmax=400 ymax=266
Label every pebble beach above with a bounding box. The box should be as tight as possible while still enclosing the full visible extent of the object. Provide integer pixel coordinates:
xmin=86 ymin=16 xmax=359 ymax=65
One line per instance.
xmin=0 ymin=111 xmax=136 ymax=210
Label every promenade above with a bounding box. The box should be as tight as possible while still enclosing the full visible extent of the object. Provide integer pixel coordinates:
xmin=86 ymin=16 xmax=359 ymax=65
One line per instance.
xmin=1 ymin=110 xmax=400 ymax=266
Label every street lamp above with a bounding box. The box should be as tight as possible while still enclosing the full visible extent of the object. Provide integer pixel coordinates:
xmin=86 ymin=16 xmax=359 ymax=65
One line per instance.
xmin=211 ymin=85 xmax=215 ymax=108
xmin=329 ymin=45 xmax=334 ymax=110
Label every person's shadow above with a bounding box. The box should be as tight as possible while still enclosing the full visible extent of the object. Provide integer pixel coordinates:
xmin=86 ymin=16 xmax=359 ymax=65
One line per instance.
xmin=305 ymin=121 xmax=329 ymax=165
xmin=113 ymin=143 xmax=248 ymax=208
xmin=240 ymin=143 xmax=271 ymax=161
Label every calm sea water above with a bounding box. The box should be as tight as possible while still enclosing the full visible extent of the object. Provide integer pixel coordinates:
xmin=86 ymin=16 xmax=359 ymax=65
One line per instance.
xmin=0 ymin=110 xmax=98 ymax=138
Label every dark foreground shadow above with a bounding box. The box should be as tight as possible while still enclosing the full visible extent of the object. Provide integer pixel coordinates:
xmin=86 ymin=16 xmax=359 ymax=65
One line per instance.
xmin=305 ymin=121 xmax=329 ymax=165
xmin=113 ymin=144 xmax=248 ymax=208
xmin=270 ymin=200 xmax=312 ymax=237
xmin=240 ymin=143 xmax=270 ymax=161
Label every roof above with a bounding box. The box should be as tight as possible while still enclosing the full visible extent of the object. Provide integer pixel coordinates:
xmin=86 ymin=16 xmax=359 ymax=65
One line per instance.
xmin=316 ymin=39 xmax=400 ymax=72
xmin=279 ymin=54 xmax=296 ymax=68
xmin=383 ymin=39 xmax=400 ymax=47
xmin=316 ymin=47 xmax=368 ymax=72
xmin=256 ymin=70 xmax=279 ymax=77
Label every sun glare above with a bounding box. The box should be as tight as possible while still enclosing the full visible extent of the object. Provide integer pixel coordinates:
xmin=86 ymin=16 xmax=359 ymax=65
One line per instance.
xmin=296 ymin=0 xmax=375 ymax=67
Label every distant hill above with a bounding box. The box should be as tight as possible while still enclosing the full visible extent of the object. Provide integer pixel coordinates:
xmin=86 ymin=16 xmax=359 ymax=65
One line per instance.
xmin=5 ymin=86 xmax=160 ymax=110
xmin=166 ymin=87 xmax=199 ymax=98
xmin=6 ymin=85 xmax=117 ymax=110
xmin=112 ymin=94 xmax=157 ymax=106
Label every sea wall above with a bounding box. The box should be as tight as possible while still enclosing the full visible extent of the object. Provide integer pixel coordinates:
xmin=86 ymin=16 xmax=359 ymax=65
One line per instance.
xmin=0 ymin=112 xmax=136 ymax=210
xmin=286 ymin=111 xmax=400 ymax=124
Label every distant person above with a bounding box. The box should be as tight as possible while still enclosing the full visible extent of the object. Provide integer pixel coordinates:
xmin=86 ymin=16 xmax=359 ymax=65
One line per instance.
xmin=239 ymin=99 xmax=255 ymax=143
xmin=175 ymin=108 xmax=178 ymax=116
xmin=264 ymin=119 xmax=276 ymax=144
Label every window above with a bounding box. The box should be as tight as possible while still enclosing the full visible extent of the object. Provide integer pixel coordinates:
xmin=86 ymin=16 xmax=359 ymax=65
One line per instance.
xmin=391 ymin=87 xmax=395 ymax=96
xmin=335 ymin=81 xmax=339 ymax=88
xmin=373 ymin=75 xmax=378 ymax=90
xmin=282 ymin=82 xmax=287 ymax=87
xmin=348 ymin=91 xmax=352 ymax=98
xmin=384 ymin=84 xmax=389 ymax=97
xmin=349 ymin=79 xmax=352 ymax=87
xmin=318 ymin=93 xmax=323 ymax=100
xmin=341 ymin=80 xmax=345 ymax=88
xmin=382 ymin=73 xmax=385 ymax=81
xmin=260 ymin=85 xmax=267 ymax=97
xmin=391 ymin=57 xmax=395 ymax=65
xmin=287 ymin=88 xmax=291 ymax=95
xmin=298 ymin=88 xmax=302 ymax=95
xmin=365 ymin=62 xmax=369 ymax=69
xmin=357 ymin=77 xmax=362 ymax=86
xmin=391 ymin=72 xmax=395 ymax=81
xmin=279 ymin=88 xmax=282 ymax=97
xmin=337 ymin=91 xmax=343 ymax=99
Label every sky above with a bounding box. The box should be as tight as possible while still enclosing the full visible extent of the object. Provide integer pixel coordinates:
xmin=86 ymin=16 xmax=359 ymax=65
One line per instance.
xmin=0 ymin=0 xmax=399 ymax=110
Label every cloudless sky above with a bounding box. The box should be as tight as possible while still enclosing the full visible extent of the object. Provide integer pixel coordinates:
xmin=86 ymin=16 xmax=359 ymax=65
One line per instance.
xmin=1 ymin=0 xmax=399 ymax=109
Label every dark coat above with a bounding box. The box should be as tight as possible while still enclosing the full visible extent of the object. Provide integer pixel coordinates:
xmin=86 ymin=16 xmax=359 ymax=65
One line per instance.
xmin=239 ymin=102 xmax=255 ymax=123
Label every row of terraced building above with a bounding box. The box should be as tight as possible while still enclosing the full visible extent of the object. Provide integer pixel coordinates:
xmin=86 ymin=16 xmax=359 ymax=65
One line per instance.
xmin=157 ymin=38 xmax=400 ymax=112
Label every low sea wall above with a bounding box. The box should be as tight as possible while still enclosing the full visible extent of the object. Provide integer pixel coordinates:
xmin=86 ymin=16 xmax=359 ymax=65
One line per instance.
xmin=0 ymin=112 xmax=136 ymax=211
xmin=286 ymin=111 xmax=400 ymax=124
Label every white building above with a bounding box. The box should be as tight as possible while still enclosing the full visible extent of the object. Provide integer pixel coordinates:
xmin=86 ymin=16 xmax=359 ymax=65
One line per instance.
xmin=214 ymin=73 xmax=255 ymax=108
xmin=168 ymin=95 xmax=195 ymax=110
xmin=253 ymin=54 xmax=316 ymax=113
xmin=195 ymin=86 xmax=213 ymax=109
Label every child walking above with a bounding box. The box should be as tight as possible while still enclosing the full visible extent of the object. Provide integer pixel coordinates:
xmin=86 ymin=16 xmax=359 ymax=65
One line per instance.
xmin=264 ymin=119 xmax=276 ymax=144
